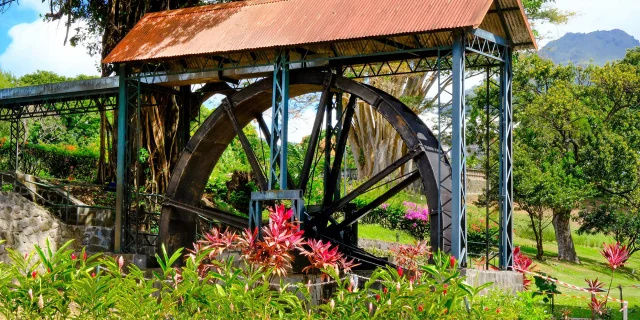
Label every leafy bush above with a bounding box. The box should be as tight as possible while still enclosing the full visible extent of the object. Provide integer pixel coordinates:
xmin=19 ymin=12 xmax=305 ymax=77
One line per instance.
xmin=357 ymin=200 xmax=429 ymax=240
xmin=0 ymin=207 xmax=551 ymax=319
xmin=0 ymin=142 xmax=98 ymax=181
xmin=467 ymin=220 xmax=499 ymax=256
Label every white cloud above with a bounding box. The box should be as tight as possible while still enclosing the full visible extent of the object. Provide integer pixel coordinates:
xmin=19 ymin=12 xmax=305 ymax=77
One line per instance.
xmin=0 ymin=19 xmax=99 ymax=77
xmin=537 ymin=0 xmax=640 ymax=47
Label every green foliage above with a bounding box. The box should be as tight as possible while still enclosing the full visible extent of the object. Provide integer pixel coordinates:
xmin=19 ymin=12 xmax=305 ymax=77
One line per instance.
xmin=532 ymin=272 xmax=560 ymax=305
xmin=0 ymin=143 xmax=98 ymax=181
xmin=0 ymin=239 xmax=552 ymax=319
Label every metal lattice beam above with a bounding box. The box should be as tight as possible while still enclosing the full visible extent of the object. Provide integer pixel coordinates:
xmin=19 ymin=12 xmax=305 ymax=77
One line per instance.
xmin=268 ymin=50 xmax=291 ymax=190
xmin=450 ymin=31 xmax=468 ymax=267
xmin=499 ymin=48 xmax=515 ymax=270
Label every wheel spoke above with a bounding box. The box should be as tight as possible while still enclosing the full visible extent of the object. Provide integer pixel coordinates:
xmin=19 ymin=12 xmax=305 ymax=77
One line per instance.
xmin=255 ymin=114 xmax=296 ymax=189
xmin=164 ymin=199 xmax=247 ymax=231
xmin=222 ymin=98 xmax=268 ymax=190
xmin=318 ymin=148 xmax=423 ymax=218
xmin=324 ymin=94 xmax=357 ymax=206
xmin=299 ymin=74 xmax=333 ymax=193
xmin=334 ymin=171 xmax=420 ymax=229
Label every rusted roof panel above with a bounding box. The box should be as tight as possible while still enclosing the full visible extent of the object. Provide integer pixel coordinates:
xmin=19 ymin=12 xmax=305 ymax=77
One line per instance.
xmin=105 ymin=0 xmax=537 ymax=64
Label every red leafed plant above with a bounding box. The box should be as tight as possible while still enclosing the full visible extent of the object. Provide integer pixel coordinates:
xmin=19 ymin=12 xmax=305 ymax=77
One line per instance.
xmin=513 ymin=246 xmax=535 ymax=289
xmin=585 ymin=278 xmax=604 ymax=293
xmin=200 ymin=228 xmax=239 ymax=258
xmin=390 ymin=241 xmax=429 ymax=278
xmin=589 ymin=296 xmax=607 ymax=316
xmin=238 ymin=205 xmax=305 ymax=276
xmin=600 ymin=242 xmax=630 ymax=271
xmin=595 ymin=242 xmax=631 ymax=314
xmin=299 ymin=239 xmax=358 ymax=276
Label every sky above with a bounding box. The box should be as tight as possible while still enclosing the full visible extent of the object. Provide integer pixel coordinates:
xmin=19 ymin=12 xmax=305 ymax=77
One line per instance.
xmin=0 ymin=0 xmax=639 ymax=141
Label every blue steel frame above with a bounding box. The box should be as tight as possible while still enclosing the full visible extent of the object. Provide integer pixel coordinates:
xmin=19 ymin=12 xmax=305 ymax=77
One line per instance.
xmin=499 ymin=48 xmax=514 ymax=269
xmin=435 ymin=29 xmax=513 ymax=269
xmin=0 ymin=26 xmax=515 ymax=267
xmin=269 ymin=50 xmax=291 ymax=190
xmin=121 ymin=27 xmax=515 ymax=267
xmin=450 ymin=31 xmax=468 ymax=267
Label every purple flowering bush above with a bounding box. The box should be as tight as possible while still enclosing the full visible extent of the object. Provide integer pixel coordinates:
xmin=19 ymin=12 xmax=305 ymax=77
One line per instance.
xmin=399 ymin=201 xmax=430 ymax=240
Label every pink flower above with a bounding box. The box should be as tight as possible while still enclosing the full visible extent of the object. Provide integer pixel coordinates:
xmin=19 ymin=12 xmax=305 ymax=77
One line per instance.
xmin=449 ymin=256 xmax=457 ymax=269
xmin=397 ymin=266 xmax=404 ymax=277
xmin=83 ymin=251 xmax=87 ymax=261
xmin=71 ymin=253 xmax=77 ymax=260
xmin=375 ymin=294 xmax=380 ymax=302
xmin=601 ymin=242 xmax=630 ymax=271
xmin=91 ymin=272 xmax=96 ymax=278
xmin=418 ymin=305 xmax=424 ymax=312
xmin=31 ymin=271 xmax=37 ymax=279
xmin=117 ymin=256 xmax=124 ymax=270
xmin=380 ymin=203 xmax=390 ymax=210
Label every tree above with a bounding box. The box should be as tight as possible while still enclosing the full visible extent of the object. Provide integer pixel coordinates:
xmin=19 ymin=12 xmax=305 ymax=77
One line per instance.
xmin=511 ymin=50 xmax=640 ymax=262
xmin=1 ymin=0 xmax=240 ymax=190
xmin=575 ymin=48 xmax=640 ymax=258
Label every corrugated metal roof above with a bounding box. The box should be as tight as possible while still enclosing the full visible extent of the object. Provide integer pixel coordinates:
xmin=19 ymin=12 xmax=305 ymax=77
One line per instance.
xmin=104 ymin=0 xmax=534 ymax=64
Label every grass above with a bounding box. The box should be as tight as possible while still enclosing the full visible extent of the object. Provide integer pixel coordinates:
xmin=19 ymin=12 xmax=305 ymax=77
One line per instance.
xmin=358 ymin=224 xmax=416 ymax=244
xmin=358 ymin=204 xmax=640 ymax=319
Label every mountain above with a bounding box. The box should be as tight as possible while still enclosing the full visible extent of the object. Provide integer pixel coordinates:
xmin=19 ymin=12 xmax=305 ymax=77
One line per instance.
xmin=539 ymin=29 xmax=640 ymax=66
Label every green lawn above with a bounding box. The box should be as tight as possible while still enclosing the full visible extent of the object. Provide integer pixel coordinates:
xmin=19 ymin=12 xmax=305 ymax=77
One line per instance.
xmin=358 ymin=224 xmax=416 ymax=244
xmin=358 ymin=205 xmax=640 ymax=319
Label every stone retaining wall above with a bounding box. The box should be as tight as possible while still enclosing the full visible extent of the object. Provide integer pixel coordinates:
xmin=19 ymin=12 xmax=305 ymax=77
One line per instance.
xmin=0 ymin=192 xmax=114 ymax=263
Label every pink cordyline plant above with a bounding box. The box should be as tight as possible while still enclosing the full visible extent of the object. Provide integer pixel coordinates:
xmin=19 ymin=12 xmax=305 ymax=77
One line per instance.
xmin=512 ymin=247 xmax=534 ymax=290
xmin=585 ymin=278 xmax=604 ymax=293
xmin=188 ymin=204 xmax=359 ymax=280
xmin=298 ymin=239 xmax=358 ymax=277
xmin=589 ymin=296 xmax=607 ymax=316
xmin=238 ymin=205 xmax=305 ymax=276
xmin=594 ymin=242 xmax=631 ymax=314
xmin=391 ymin=241 xmax=429 ymax=278
xmin=601 ymin=242 xmax=630 ymax=271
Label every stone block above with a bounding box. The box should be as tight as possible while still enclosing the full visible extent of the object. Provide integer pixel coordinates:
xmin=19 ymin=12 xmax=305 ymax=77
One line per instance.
xmin=462 ymin=269 xmax=524 ymax=294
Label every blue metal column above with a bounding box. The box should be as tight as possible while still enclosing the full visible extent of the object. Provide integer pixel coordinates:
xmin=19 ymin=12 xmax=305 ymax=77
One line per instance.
xmin=269 ymin=50 xmax=290 ymax=190
xmin=499 ymin=47 xmax=514 ymax=269
xmin=8 ymin=115 xmax=24 ymax=172
xmin=114 ymin=64 xmax=128 ymax=253
xmin=451 ymin=31 xmax=468 ymax=266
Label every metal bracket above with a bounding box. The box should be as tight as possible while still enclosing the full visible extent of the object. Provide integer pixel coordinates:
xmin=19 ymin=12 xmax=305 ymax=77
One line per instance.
xmin=249 ymin=190 xmax=305 ymax=235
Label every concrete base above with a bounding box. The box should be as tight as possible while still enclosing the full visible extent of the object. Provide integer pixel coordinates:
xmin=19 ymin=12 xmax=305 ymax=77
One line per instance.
xmin=462 ymin=269 xmax=524 ymax=294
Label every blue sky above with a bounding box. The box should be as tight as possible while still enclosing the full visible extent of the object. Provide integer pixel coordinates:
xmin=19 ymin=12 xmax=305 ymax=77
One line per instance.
xmin=0 ymin=8 xmax=38 ymax=52
xmin=0 ymin=0 xmax=99 ymax=77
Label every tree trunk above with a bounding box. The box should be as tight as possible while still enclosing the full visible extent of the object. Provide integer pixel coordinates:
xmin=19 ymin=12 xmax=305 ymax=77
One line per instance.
xmin=529 ymin=211 xmax=544 ymax=260
xmin=552 ymin=208 xmax=580 ymax=263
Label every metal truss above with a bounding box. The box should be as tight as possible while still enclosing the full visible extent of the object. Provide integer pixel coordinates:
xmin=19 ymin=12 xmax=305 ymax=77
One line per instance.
xmin=127 ymin=29 xmax=508 ymax=85
xmin=450 ymin=31 xmax=468 ymax=267
xmin=268 ymin=50 xmax=291 ymax=190
xmin=8 ymin=116 xmax=25 ymax=171
xmin=499 ymin=48 xmax=515 ymax=270
xmin=0 ymin=94 xmax=117 ymax=121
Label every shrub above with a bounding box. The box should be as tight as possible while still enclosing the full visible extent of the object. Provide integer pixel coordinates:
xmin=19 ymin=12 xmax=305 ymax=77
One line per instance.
xmin=0 ymin=143 xmax=98 ymax=181
xmin=467 ymin=219 xmax=499 ymax=256
xmin=0 ymin=208 xmax=551 ymax=319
